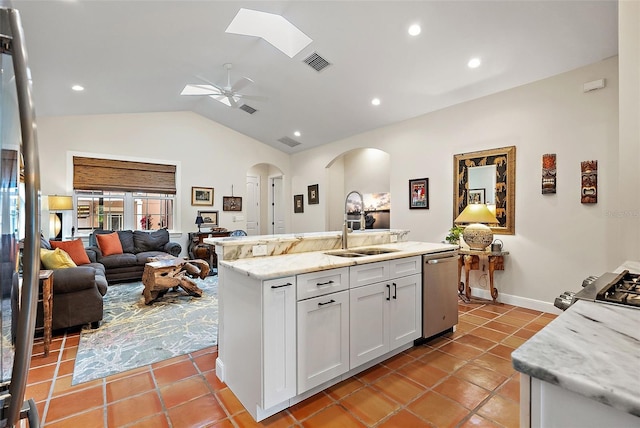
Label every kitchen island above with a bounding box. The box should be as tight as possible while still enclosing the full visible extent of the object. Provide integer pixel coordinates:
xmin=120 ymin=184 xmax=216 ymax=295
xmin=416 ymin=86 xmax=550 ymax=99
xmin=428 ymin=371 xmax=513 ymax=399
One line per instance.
xmin=512 ymin=262 xmax=640 ymax=427
xmin=206 ymin=230 xmax=458 ymax=421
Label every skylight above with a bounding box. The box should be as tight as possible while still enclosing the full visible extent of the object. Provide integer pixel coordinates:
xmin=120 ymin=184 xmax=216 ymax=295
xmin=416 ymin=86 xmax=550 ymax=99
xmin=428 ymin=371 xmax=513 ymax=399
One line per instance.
xmin=225 ymin=8 xmax=312 ymax=58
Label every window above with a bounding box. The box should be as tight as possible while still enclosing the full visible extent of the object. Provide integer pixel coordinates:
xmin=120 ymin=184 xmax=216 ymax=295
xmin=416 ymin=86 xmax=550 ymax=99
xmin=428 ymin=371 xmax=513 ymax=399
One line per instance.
xmin=74 ymin=190 xmax=174 ymax=233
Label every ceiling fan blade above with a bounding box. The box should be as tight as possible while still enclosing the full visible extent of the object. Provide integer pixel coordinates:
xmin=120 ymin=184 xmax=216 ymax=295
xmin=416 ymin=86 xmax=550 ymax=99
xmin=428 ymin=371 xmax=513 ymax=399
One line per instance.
xmin=231 ymin=76 xmax=254 ymax=93
xmin=227 ymin=95 xmax=239 ymax=108
xmin=209 ymin=94 xmax=232 ymax=107
xmin=181 ymin=84 xmax=222 ymax=96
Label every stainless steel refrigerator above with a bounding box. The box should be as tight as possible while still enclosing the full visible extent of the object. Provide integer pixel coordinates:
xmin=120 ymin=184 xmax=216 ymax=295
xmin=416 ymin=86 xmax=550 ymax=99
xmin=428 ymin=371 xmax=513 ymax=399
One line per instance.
xmin=0 ymin=4 xmax=42 ymax=427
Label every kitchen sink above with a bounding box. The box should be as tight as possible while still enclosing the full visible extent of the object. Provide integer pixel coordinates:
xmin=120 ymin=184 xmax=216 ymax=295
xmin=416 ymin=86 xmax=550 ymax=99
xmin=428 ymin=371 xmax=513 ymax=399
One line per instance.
xmin=325 ymin=247 xmax=399 ymax=257
xmin=324 ymin=250 xmax=366 ymax=257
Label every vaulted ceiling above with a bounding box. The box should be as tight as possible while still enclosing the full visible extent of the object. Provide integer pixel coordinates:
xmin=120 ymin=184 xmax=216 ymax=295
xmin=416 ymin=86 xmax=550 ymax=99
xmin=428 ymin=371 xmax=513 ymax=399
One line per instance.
xmin=13 ymin=1 xmax=618 ymax=153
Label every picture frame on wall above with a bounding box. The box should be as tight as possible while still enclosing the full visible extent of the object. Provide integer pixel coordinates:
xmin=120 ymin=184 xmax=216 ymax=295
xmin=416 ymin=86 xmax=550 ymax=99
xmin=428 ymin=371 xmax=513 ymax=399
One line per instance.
xmin=294 ymin=194 xmax=304 ymax=213
xmin=222 ymin=196 xmax=242 ymax=211
xmin=197 ymin=210 xmax=219 ymax=227
xmin=409 ymin=178 xmax=429 ymax=209
xmin=468 ymin=188 xmax=486 ymax=204
xmin=308 ymin=184 xmax=319 ymax=204
xmin=192 ymin=187 xmax=214 ymax=206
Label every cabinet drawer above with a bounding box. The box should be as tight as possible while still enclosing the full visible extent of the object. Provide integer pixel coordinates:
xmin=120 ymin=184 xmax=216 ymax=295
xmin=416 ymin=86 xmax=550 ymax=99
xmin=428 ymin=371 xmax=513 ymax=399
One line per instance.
xmin=297 ymin=267 xmax=349 ymax=301
xmin=389 ymin=256 xmax=421 ymax=278
xmin=349 ymin=261 xmax=390 ymax=288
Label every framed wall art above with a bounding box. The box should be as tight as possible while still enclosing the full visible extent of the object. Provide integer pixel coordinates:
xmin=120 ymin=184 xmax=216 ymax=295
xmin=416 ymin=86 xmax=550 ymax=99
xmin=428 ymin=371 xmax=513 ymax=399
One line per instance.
xmin=468 ymin=188 xmax=486 ymax=204
xmin=409 ymin=178 xmax=429 ymax=209
xmin=192 ymin=187 xmax=214 ymax=206
xmin=308 ymin=184 xmax=319 ymax=205
xmin=197 ymin=210 xmax=219 ymax=227
xmin=294 ymin=194 xmax=304 ymax=213
xmin=223 ymin=196 xmax=242 ymax=211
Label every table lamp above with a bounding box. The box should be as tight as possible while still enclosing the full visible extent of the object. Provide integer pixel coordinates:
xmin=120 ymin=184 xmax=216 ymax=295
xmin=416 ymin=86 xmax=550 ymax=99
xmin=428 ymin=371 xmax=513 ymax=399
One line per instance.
xmin=195 ymin=215 xmax=204 ymax=232
xmin=454 ymin=203 xmax=499 ymax=250
xmin=48 ymin=195 xmax=73 ymax=240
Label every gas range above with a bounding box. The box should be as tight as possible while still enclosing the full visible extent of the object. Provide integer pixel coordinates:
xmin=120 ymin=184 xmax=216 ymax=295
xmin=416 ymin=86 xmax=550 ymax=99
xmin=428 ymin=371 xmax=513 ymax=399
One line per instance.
xmin=555 ymin=270 xmax=640 ymax=311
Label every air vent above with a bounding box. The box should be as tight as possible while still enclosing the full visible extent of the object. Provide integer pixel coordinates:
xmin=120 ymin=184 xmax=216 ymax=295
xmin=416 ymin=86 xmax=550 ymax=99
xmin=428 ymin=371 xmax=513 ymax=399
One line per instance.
xmin=239 ymin=104 xmax=257 ymax=114
xmin=278 ymin=136 xmax=301 ymax=147
xmin=303 ymin=52 xmax=331 ymax=72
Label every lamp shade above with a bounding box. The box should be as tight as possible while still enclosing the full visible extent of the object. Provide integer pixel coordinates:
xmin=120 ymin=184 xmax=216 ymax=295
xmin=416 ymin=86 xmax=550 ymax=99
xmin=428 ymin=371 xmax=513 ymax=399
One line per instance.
xmin=195 ymin=215 xmax=204 ymax=225
xmin=454 ymin=204 xmax=498 ymax=251
xmin=48 ymin=195 xmax=73 ymax=211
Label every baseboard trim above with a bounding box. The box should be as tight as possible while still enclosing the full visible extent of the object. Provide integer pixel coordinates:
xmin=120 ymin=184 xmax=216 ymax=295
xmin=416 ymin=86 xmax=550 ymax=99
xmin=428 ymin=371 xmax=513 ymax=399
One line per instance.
xmin=470 ymin=287 xmax=563 ymax=315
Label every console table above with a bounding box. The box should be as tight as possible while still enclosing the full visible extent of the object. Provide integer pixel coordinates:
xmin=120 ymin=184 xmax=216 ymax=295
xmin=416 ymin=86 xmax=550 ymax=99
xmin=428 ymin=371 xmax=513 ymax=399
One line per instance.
xmin=458 ymin=249 xmax=509 ymax=302
xmin=188 ymin=230 xmax=231 ymax=271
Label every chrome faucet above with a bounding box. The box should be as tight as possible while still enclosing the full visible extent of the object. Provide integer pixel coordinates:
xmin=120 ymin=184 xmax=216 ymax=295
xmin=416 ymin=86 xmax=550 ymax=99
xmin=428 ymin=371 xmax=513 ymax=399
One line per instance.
xmin=343 ymin=191 xmax=366 ymax=249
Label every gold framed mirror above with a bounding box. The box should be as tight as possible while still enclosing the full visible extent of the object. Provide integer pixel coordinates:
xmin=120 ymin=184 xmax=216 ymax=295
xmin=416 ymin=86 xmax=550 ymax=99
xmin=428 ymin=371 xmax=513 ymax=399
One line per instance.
xmin=453 ymin=146 xmax=516 ymax=235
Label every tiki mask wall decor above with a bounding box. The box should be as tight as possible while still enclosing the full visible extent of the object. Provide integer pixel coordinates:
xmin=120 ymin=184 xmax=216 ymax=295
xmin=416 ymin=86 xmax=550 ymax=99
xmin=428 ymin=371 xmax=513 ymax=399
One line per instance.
xmin=581 ymin=160 xmax=597 ymax=204
xmin=542 ymin=154 xmax=556 ymax=194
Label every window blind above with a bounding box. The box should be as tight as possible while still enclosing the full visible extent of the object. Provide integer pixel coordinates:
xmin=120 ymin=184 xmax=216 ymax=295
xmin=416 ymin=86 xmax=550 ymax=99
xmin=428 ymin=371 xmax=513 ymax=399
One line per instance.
xmin=73 ymin=157 xmax=176 ymax=194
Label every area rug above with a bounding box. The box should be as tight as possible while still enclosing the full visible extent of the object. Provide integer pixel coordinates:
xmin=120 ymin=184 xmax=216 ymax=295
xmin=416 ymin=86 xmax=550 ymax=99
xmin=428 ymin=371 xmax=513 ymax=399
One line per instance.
xmin=72 ymin=275 xmax=218 ymax=385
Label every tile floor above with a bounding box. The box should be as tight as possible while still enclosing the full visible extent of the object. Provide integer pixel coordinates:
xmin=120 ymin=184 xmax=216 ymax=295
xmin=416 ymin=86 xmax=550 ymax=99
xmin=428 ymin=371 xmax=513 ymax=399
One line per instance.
xmin=23 ymin=299 xmax=557 ymax=427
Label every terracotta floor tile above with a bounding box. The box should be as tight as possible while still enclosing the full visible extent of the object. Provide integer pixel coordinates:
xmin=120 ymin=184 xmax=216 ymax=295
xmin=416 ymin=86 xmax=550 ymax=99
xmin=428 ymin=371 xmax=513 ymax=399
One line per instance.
xmin=481 ymin=304 xmax=514 ymax=315
xmin=216 ymin=386 xmax=249 ymax=416
xmin=470 ymin=309 xmax=502 ymax=320
xmin=106 ymin=390 xmax=163 ymax=428
xmin=501 ymin=335 xmax=528 ymax=348
xmin=151 ymin=353 xmax=190 ymax=369
xmin=381 ymin=351 xmax=415 ymax=370
xmin=421 ymin=350 xmax=467 ymax=373
xmin=152 ymin=359 xmax=198 ymax=386
xmin=289 ymin=392 xmax=334 ymax=421
xmin=207 ymin=418 xmax=236 ymax=428
xmin=190 ymin=345 xmax=218 ymax=357
xmin=29 ymin=350 xmax=61 ymax=368
xmin=455 ymin=320 xmax=480 ymax=334
xmin=106 ymin=371 xmax=155 ymax=403
xmin=340 ymin=386 xmax=400 ymax=426
xmin=483 ymin=320 xmax=519 ymax=334
xmin=24 ymin=380 xmax=52 ymax=403
xmin=408 ymin=391 xmax=469 ymax=427
xmin=433 ymin=376 xmax=490 ymax=410
xmin=494 ymin=314 xmax=532 ymax=327
xmin=325 ymin=377 xmax=365 ymax=400
xmin=51 ymin=374 xmax=103 ymax=397
xmin=377 ymin=409 xmax=432 ymax=427
xmin=469 ymin=326 xmax=509 ymax=343
xmin=454 ymin=364 xmax=508 ymax=391
xmin=301 ymin=404 xmax=366 ymax=428
xmin=459 ymin=314 xmax=490 ymax=326
xmin=422 ymin=335 xmax=452 ymax=349
xmin=126 ymin=413 xmax=171 ymax=428
xmin=193 ymin=352 xmax=217 ymax=372
xmin=61 ymin=345 xmax=78 ymax=362
xmin=405 ymin=345 xmax=434 ymax=359
xmin=46 ymin=385 xmax=104 ymax=423
xmin=487 ymin=344 xmax=515 ymax=361
xmin=57 ymin=360 xmax=75 ymax=377
xmin=44 ymin=407 xmax=104 ymax=428
xmin=439 ymin=341 xmax=485 ymax=361
xmin=459 ymin=413 xmax=502 ymax=427
xmin=203 ymin=370 xmax=227 ymax=391
xmin=159 ymin=376 xmax=210 ymax=409
xmin=355 ymin=363 xmax=392 ymax=384
xmin=473 ymin=353 xmax=516 ymax=377
xmin=455 ymin=334 xmax=497 ymax=351
xmin=397 ymin=361 xmax=448 ymax=388
xmin=64 ymin=334 xmax=80 ymax=347
xmin=511 ymin=307 xmax=542 ymax=316
xmin=105 ymin=365 xmax=150 ymax=382
xmin=232 ymin=410 xmax=296 ymax=428
xmin=371 ymin=372 xmax=425 ymax=405
xmin=166 ymin=394 xmax=227 ymax=427
xmin=477 ymin=394 xmax=520 ymax=428
xmin=27 ymin=363 xmax=58 ymax=384
xmin=498 ymin=375 xmax=520 ymax=403
xmin=513 ymin=327 xmax=538 ymax=340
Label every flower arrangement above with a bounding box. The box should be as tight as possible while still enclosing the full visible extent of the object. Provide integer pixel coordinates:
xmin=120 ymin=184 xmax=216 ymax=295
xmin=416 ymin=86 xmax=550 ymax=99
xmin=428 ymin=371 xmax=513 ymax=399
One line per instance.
xmin=140 ymin=215 xmax=153 ymax=230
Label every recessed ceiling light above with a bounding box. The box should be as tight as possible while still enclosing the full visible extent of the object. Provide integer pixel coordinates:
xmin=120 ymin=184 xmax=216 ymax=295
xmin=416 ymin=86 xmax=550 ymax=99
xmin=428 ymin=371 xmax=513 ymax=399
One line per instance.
xmin=467 ymin=57 xmax=481 ymax=69
xmin=71 ymin=85 xmax=84 ymax=91
xmin=371 ymin=98 xmax=381 ymax=106
xmin=408 ymin=24 xmax=421 ymax=36
xmin=294 ymin=131 xmax=301 ymax=137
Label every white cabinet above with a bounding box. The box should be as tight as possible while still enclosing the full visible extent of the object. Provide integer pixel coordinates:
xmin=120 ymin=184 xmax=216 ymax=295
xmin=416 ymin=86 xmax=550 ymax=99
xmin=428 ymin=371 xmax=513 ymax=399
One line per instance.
xmin=297 ymin=289 xmax=349 ymax=393
xmin=349 ymin=257 xmax=422 ymax=368
xmin=263 ymin=277 xmax=297 ymax=409
xmin=297 ymin=267 xmax=349 ymax=300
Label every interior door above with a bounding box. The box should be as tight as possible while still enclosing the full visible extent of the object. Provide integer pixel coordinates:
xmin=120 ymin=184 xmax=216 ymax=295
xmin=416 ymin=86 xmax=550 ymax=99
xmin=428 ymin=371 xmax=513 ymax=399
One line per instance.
xmin=270 ymin=176 xmax=285 ymax=234
xmin=246 ymin=175 xmax=259 ymax=235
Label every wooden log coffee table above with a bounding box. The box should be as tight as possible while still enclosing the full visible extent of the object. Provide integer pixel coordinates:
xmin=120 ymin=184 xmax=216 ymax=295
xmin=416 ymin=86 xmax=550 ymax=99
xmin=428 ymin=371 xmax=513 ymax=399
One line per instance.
xmin=142 ymin=256 xmax=210 ymax=305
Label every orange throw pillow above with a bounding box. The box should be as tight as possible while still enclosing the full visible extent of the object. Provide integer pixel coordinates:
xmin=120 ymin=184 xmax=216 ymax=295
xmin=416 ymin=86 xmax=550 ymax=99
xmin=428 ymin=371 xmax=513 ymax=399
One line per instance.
xmin=50 ymin=239 xmax=91 ymax=265
xmin=95 ymin=232 xmax=124 ymax=257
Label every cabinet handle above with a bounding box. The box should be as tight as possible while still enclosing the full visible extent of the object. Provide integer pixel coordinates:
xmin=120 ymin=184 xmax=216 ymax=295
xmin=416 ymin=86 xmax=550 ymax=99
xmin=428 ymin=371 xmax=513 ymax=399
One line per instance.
xmin=386 ymin=284 xmax=390 ymax=301
xmin=318 ymin=299 xmax=336 ymax=306
xmin=393 ymin=282 xmax=397 ymax=299
xmin=271 ymin=282 xmax=292 ymax=289
xmin=316 ymin=280 xmax=334 ymax=287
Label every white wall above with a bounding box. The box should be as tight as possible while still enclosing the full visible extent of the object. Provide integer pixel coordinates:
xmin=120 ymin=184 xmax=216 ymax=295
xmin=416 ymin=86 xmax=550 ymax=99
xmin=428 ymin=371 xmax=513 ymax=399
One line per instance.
xmin=36 ymin=111 xmax=290 ymax=250
xmin=291 ymin=57 xmax=619 ymax=307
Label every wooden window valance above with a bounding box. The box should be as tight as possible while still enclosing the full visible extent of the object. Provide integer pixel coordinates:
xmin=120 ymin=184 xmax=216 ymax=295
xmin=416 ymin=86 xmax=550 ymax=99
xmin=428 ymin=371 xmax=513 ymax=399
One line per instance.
xmin=73 ymin=157 xmax=176 ymax=194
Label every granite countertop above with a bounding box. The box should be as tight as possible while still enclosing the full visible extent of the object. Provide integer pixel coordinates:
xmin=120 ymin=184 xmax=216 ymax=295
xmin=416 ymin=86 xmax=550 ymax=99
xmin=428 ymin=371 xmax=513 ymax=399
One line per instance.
xmin=218 ymin=241 xmax=457 ymax=280
xmin=512 ymin=297 xmax=640 ymax=417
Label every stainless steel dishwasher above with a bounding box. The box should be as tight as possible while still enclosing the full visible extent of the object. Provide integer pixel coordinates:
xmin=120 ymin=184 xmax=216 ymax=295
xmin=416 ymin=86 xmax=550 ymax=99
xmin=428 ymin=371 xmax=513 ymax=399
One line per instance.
xmin=421 ymin=251 xmax=459 ymax=339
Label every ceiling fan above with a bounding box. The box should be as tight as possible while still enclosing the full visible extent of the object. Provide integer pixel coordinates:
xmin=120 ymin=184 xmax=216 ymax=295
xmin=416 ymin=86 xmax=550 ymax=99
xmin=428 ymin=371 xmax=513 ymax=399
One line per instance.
xmin=180 ymin=63 xmax=266 ymax=108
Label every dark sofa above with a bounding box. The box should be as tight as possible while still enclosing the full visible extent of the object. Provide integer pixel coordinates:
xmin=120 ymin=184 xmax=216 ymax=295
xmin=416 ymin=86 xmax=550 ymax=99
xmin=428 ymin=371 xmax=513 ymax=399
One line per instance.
xmin=87 ymin=229 xmax=182 ymax=283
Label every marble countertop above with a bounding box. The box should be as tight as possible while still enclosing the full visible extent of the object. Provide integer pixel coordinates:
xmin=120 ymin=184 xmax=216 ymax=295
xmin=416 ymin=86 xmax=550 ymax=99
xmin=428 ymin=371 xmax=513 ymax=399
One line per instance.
xmin=512 ymin=265 xmax=640 ymax=417
xmin=208 ymin=229 xmax=408 ymax=247
xmin=218 ymin=241 xmax=457 ymax=280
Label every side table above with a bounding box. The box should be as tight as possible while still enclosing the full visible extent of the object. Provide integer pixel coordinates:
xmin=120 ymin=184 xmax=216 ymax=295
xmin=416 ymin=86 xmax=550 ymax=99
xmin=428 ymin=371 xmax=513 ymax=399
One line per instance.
xmin=39 ymin=270 xmax=54 ymax=356
xmin=188 ymin=230 xmax=231 ymax=271
xmin=457 ymin=249 xmax=509 ymax=303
